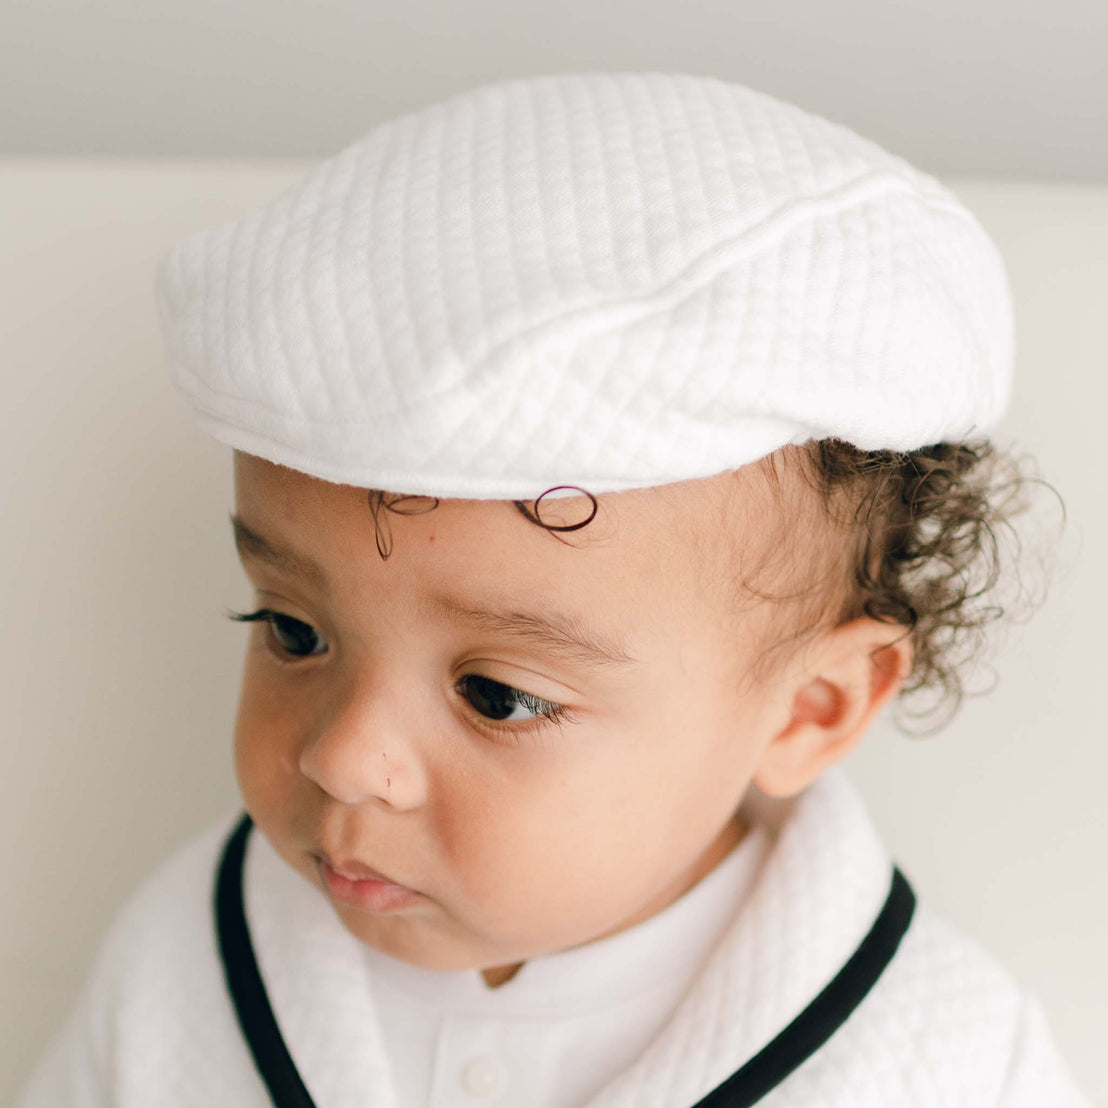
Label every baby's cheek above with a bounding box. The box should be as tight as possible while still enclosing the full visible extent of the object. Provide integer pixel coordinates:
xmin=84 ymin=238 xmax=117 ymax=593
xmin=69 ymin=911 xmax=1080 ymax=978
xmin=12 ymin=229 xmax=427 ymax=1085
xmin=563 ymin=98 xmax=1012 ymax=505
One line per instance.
xmin=233 ymin=663 xmax=302 ymax=782
xmin=232 ymin=715 xmax=297 ymax=820
xmin=440 ymin=788 xmax=615 ymax=939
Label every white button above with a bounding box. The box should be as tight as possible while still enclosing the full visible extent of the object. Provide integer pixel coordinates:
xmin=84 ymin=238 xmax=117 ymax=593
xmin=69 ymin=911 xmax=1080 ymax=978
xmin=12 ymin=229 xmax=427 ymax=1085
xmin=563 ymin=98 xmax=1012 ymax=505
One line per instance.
xmin=460 ymin=1056 xmax=507 ymax=1097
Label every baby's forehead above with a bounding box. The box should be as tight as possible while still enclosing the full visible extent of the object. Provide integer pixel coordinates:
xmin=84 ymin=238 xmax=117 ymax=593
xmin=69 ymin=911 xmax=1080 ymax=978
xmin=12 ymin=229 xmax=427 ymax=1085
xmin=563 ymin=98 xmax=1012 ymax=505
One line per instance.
xmin=234 ymin=446 xmax=809 ymax=576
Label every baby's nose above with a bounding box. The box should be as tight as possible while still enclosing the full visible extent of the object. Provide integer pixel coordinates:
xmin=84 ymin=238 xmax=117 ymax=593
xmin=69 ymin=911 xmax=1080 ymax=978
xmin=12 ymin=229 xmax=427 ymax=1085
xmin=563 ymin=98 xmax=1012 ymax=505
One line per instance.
xmin=298 ymin=682 xmax=427 ymax=809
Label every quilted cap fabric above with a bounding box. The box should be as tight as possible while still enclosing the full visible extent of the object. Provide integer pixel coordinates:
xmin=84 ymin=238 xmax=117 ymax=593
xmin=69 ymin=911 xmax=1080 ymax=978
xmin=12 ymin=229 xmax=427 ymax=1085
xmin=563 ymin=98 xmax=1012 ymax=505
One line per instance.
xmin=154 ymin=70 xmax=1015 ymax=501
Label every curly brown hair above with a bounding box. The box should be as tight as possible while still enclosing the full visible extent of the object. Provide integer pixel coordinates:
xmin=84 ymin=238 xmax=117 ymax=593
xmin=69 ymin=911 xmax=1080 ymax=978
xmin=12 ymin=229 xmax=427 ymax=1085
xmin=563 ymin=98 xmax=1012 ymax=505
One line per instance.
xmin=361 ymin=438 xmax=1062 ymax=737
xmin=746 ymin=439 xmax=1063 ymax=734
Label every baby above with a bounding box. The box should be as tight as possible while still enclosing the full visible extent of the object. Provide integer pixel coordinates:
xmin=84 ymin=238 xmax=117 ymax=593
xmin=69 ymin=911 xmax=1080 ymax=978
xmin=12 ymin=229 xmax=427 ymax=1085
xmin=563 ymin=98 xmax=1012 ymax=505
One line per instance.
xmin=18 ymin=72 xmax=1092 ymax=1106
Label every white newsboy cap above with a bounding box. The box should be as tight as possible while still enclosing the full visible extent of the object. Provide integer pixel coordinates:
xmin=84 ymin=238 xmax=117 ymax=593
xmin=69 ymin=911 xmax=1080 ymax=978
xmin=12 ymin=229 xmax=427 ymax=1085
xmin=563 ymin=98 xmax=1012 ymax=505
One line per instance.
xmin=154 ymin=70 xmax=1014 ymax=501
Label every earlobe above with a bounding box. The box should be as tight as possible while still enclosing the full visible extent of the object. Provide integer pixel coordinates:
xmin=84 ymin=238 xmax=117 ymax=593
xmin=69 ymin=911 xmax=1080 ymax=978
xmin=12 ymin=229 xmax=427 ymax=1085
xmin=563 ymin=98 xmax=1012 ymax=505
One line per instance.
xmin=751 ymin=620 xmax=913 ymax=799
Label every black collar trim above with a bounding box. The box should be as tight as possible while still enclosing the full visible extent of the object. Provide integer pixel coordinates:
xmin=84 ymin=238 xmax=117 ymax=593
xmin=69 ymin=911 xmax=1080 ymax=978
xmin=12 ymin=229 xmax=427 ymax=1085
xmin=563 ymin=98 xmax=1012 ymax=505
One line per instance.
xmin=689 ymin=861 xmax=916 ymax=1106
xmin=215 ymin=812 xmax=915 ymax=1108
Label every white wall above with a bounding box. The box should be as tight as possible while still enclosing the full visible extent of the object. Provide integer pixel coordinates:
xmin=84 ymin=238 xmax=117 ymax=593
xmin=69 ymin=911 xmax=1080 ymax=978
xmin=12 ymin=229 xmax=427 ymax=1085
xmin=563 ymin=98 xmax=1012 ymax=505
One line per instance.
xmin=3 ymin=1 xmax=1106 ymax=181
xmin=2 ymin=162 xmax=1105 ymax=1102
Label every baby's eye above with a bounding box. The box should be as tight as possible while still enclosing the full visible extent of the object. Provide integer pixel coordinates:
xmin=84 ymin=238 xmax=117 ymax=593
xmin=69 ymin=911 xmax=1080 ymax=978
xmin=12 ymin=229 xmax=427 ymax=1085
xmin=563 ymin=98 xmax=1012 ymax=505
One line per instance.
xmin=267 ymin=612 xmax=328 ymax=657
xmin=226 ymin=608 xmax=329 ymax=658
xmin=456 ymin=674 xmax=566 ymax=726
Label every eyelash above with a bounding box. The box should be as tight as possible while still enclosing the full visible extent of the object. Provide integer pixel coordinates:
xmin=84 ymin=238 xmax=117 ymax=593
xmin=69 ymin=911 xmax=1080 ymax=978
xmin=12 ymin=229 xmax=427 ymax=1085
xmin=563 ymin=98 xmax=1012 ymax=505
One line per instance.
xmin=224 ymin=607 xmax=578 ymax=741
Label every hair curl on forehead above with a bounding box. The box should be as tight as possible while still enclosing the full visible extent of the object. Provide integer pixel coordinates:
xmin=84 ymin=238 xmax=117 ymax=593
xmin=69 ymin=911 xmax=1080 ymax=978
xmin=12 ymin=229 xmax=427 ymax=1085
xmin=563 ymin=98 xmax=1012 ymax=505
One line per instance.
xmin=362 ymin=440 xmax=1062 ymax=737
xmin=364 ymin=485 xmax=600 ymax=559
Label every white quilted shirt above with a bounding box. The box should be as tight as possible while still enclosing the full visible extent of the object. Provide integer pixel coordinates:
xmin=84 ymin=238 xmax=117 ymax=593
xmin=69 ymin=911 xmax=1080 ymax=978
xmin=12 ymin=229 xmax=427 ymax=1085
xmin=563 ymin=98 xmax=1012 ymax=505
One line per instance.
xmin=16 ymin=765 xmax=1092 ymax=1107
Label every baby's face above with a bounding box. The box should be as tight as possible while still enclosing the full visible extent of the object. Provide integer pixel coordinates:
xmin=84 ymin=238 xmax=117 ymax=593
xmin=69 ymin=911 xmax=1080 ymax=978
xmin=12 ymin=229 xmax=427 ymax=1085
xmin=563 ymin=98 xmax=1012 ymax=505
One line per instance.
xmin=230 ymin=451 xmax=810 ymax=984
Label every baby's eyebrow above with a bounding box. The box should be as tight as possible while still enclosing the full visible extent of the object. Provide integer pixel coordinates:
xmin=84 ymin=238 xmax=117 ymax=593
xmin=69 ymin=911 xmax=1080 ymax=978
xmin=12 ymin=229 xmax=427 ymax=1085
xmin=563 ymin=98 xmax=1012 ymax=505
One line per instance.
xmin=230 ymin=514 xmax=329 ymax=589
xmin=420 ymin=592 xmax=640 ymax=671
xmin=230 ymin=514 xmax=639 ymax=671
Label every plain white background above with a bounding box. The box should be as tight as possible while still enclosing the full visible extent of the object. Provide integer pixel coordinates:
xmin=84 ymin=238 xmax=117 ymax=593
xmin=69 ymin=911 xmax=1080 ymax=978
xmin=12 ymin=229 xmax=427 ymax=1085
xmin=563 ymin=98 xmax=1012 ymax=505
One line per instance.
xmin=2 ymin=0 xmax=1107 ymax=178
xmin=1 ymin=162 xmax=1105 ymax=1104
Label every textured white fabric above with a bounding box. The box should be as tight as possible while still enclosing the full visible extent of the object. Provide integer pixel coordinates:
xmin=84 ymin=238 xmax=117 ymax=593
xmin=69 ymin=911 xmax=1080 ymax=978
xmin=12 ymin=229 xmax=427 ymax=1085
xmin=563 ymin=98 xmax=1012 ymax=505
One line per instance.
xmin=364 ymin=819 xmax=770 ymax=1107
xmin=154 ymin=71 xmax=1014 ymax=501
xmin=16 ymin=766 xmax=1091 ymax=1107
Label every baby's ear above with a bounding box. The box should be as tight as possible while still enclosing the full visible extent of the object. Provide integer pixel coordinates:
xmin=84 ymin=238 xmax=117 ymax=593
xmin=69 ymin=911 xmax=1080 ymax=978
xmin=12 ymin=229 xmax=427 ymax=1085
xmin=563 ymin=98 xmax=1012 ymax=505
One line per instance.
xmin=751 ymin=618 xmax=913 ymax=798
